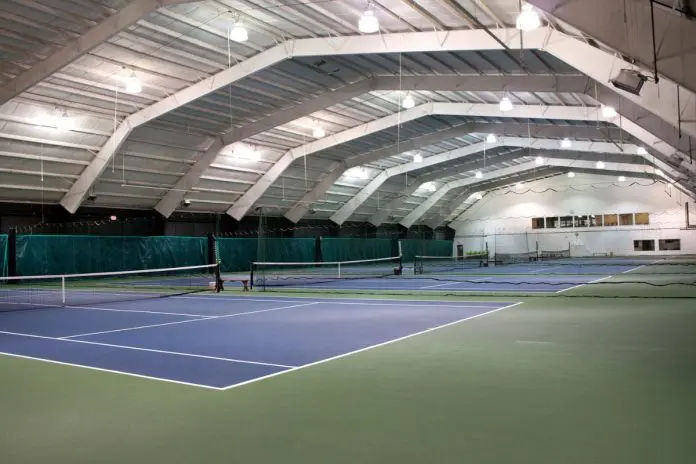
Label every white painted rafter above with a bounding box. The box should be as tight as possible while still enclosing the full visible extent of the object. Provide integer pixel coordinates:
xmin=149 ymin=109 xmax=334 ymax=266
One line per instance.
xmin=0 ymin=0 xmax=194 ymax=105
xmin=157 ymin=74 xmax=590 ymax=217
xmin=332 ymin=138 xmax=676 ymax=226
xmin=59 ymin=26 xmax=696 ymax=215
xmin=402 ymin=159 xmax=676 ymax=228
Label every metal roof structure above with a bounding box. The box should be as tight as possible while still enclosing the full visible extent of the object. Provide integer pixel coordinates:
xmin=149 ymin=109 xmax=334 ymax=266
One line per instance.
xmin=1 ymin=0 xmax=694 ymax=228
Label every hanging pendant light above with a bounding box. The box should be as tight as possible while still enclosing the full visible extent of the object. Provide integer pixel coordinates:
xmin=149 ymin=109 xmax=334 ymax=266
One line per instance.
xmin=358 ymin=9 xmax=379 ymax=33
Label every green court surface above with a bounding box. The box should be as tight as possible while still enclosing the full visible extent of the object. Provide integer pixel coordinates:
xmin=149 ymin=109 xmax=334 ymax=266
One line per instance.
xmin=1 ymin=294 xmax=695 ymax=464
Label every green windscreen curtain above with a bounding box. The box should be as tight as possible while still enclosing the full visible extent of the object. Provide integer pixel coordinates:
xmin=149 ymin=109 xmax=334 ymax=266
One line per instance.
xmin=400 ymin=239 xmax=454 ymax=262
xmin=0 ymin=234 xmax=7 ymax=277
xmin=16 ymin=235 xmax=207 ymax=276
xmin=320 ymin=238 xmax=394 ymax=262
xmin=217 ymin=238 xmax=316 ymax=273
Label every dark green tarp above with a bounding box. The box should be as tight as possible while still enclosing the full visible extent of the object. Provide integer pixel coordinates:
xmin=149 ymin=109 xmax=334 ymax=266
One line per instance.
xmin=320 ymin=238 xmax=394 ymax=262
xmin=400 ymin=239 xmax=454 ymax=262
xmin=217 ymin=237 xmax=316 ymax=272
xmin=16 ymin=235 xmax=207 ymax=276
xmin=0 ymin=234 xmax=7 ymax=277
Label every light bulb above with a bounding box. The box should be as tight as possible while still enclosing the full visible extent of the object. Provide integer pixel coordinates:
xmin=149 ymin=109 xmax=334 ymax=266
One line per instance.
xmin=473 ymin=192 xmax=483 ymax=200
xmin=516 ymin=4 xmax=541 ymax=31
xmin=596 ymin=161 xmax=606 ymax=169
xmin=233 ymin=143 xmax=260 ymax=161
xmin=535 ymin=156 xmax=544 ymax=165
xmin=515 ymin=182 xmax=523 ymax=190
xmin=230 ymin=25 xmax=248 ymax=42
xmin=413 ymin=153 xmax=423 ymax=163
xmin=567 ymin=171 xmax=576 ymax=178
xmin=124 ymin=75 xmax=142 ymax=94
xmin=358 ymin=10 xmax=379 ymax=33
xmin=312 ymin=125 xmax=326 ymax=138
xmin=618 ymin=176 xmax=626 ymax=182
xmin=401 ymin=94 xmax=415 ymax=109
xmin=54 ymin=114 xmax=74 ymax=132
xmin=636 ymin=146 xmax=648 ymax=155
xmin=561 ymin=138 xmax=572 ymax=149
xmin=421 ymin=182 xmax=436 ymax=192
xmin=499 ymin=97 xmax=513 ymax=112
xmin=601 ymin=105 xmax=618 ymax=118
xmin=475 ymin=171 xmax=483 ymax=179
xmin=486 ymin=134 xmax=497 ymax=144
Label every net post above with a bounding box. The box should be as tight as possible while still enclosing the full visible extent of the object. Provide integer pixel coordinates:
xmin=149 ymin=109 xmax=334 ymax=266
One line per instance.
xmin=7 ymin=227 xmax=17 ymax=280
xmin=214 ymin=263 xmax=222 ymax=293
xmin=61 ymin=276 xmax=66 ymax=306
xmin=338 ymin=262 xmax=341 ymax=279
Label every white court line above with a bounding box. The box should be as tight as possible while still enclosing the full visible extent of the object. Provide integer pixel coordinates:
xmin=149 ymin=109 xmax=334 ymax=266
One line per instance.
xmin=529 ymin=266 xmax=563 ymax=274
xmin=555 ymin=275 xmax=615 ymax=294
xmin=420 ymin=281 xmax=465 ymax=289
xmin=0 ymin=351 xmax=224 ymax=391
xmin=0 ymin=330 xmax=295 ymax=369
xmin=59 ymin=302 xmax=320 ymax=339
xmin=0 ymin=300 xmax=208 ymax=317
xmin=220 ymin=301 xmax=524 ymax=391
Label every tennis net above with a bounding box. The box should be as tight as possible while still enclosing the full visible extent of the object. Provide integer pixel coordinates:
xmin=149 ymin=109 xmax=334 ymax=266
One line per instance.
xmin=540 ymin=249 xmax=572 ymax=260
xmin=414 ymin=254 xmax=488 ymax=274
xmin=493 ymin=251 xmax=538 ymax=265
xmin=0 ymin=263 xmax=221 ymax=313
xmin=251 ymin=256 xmax=402 ymax=290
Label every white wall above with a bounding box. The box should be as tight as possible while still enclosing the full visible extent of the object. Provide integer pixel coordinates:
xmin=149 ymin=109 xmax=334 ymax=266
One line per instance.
xmin=452 ymin=173 xmax=696 ymax=256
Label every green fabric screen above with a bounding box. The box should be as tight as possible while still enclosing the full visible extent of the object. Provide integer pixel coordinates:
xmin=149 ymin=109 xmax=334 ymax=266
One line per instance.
xmin=400 ymin=239 xmax=454 ymax=262
xmin=320 ymin=238 xmax=394 ymax=262
xmin=0 ymin=234 xmax=7 ymax=277
xmin=16 ymin=235 xmax=207 ymax=276
xmin=217 ymin=238 xmax=316 ymax=272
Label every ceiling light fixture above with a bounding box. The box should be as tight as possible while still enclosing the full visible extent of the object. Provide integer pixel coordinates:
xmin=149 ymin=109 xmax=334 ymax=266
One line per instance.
xmin=124 ymin=72 xmax=142 ymax=94
xmin=516 ymin=182 xmax=523 ymax=190
xmin=516 ymin=4 xmax=541 ymax=31
xmin=601 ymin=105 xmax=618 ymax=119
xmin=561 ymin=138 xmax=572 ymax=149
xmin=312 ymin=121 xmax=326 ymax=138
xmin=230 ymin=24 xmax=249 ymax=42
xmin=486 ymin=134 xmax=497 ymax=144
xmin=618 ymin=176 xmax=626 ymax=182
xmin=473 ymin=192 xmax=483 ymax=200
xmin=499 ymin=96 xmax=513 ymax=112
xmin=636 ymin=146 xmax=648 ymax=155
xmin=567 ymin=171 xmax=576 ymax=178
xmin=535 ymin=156 xmax=544 ymax=165
xmin=596 ymin=161 xmax=606 ymax=169
xmin=233 ymin=143 xmax=260 ymax=161
xmin=475 ymin=171 xmax=483 ymax=179
xmin=413 ymin=152 xmax=423 ymax=163
xmin=358 ymin=9 xmax=379 ymax=33
xmin=421 ymin=182 xmax=436 ymax=192
xmin=401 ymin=93 xmax=415 ymax=109
xmin=53 ymin=111 xmax=74 ymax=132
xmin=655 ymin=169 xmax=664 ymax=176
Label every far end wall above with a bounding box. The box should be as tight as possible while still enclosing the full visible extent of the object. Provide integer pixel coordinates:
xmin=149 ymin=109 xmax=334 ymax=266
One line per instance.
xmin=451 ymin=173 xmax=696 ymax=256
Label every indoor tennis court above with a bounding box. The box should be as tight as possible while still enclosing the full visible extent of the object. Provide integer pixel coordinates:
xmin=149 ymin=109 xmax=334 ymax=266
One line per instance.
xmin=2 ymin=2 xmax=696 ymax=463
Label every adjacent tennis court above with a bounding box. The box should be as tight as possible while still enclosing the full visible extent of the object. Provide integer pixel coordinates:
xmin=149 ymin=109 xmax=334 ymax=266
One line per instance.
xmin=0 ymin=291 xmax=518 ymax=389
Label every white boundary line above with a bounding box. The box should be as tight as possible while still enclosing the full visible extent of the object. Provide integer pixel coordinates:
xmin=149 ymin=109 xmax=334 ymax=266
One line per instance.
xmin=0 ymin=351 xmax=224 ymax=391
xmin=555 ymin=275 xmax=615 ymax=294
xmin=174 ymin=294 xmax=517 ymax=305
xmin=219 ymin=301 xmax=524 ymax=391
xmin=0 ymin=330 xmax=296 ymax=369
xmin=59 ymin=302 xmax=320 ymax=339
xmin=0 ymin=301 xmax=209 ymax=317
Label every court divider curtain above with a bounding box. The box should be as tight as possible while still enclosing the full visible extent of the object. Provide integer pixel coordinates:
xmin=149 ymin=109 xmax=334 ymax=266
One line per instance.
xmin=400 ymin=239 xmax=454 ymax=262
xmin=15 ymin=235 xmax=207 ymax=276
xmin=217 ymin=238 xmax=316 ymax=273
xmin=320 ymin=238 xmax=394 ymax=262
xmin=0 ymin=234 xmax=7 ymax=277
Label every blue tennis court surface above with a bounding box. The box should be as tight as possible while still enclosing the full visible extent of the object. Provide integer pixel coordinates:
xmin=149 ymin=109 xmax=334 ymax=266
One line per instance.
xmin=0 ymin=295 xmax=518 ymax=389
xmin=279 ymin=274 xmax=607 ymax=292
